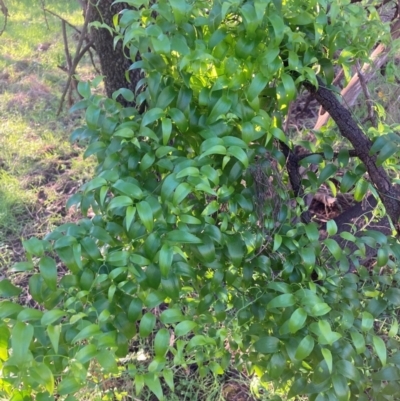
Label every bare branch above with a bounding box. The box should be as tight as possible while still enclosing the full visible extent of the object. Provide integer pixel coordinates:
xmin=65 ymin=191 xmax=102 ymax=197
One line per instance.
xmin=57 ymin=2 xmax=93 ymax=115
xmin=0 ymin=0 xmax=9 ymax=37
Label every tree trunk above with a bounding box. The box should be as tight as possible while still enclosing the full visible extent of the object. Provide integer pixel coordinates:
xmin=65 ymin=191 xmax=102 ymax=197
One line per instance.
xmin=86 ymin=0 xmax=142 ymax=107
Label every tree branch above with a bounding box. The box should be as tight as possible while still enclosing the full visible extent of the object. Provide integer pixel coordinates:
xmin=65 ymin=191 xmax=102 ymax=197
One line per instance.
xmin=304 ymin=78 xmax=400 ymax=228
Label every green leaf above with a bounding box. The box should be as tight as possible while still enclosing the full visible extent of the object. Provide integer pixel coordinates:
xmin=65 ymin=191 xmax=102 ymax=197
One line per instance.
xmin=17 ymin=308 xmax=44 ymax=321
xmin=373 ymin=335 xmax=387 ymax=366
xmin=324 ymin=238 xmax=342 ymax=260
xmin=31 ymin=362 xmax=54 ymax=394
xmin=39 ymin=256 xmax=57 ymax=291
xmin=163 ymin=369 xmax=174 ymax=392
xmin=108 ymin=195 xmax=133 ymax=210
xmin=377 ymin=142 xmax=398 ymax=165
xmin=332 ymin=374 xmax=350 ymax=401
xmin=156 ymin=86 xmax=176 ymax=109
xmin=140 ymin=152 xmax=156 ymax=171
xmin=361 ymin=311 xmax=374 ymax=332
xmin=227 ymin=146 xmax=249 ymax=168
xmin=300 ymin=247 xmax=315 ymax=267
xmin=321 ymin=347 xmax=332 ymax=374
xmin=175 ymin=320 xmax=197 ymax=337
xmin=305 ymin=223 xmax=320 ymax=242
xmin=289 ymin=308 xmax=307 ymax=333
xmin=154 ymin=328 xmax=170 ymax=357
xmin=113 ymin=179 xmax=143 ymax=199
xmin=97 ymin=349 xmax=118 ymax=373
xmin=76 ymin=344 xmax=98 ymax=364
xmin=173 ymin=182 xmax=192 ymax=205
xmin=267 ymin=293 xmax=296 ymax=309
xmin=137 ymin=201 xmax=154 ymax=232
xmin=23 ymin=237 xmax=44 ymax=256
xmin=389 ymin=318 xmax=399 ymax=337
xmin=169 ymin=108 xmax=188 ymax=132
xmin=72 ymin=324 xmax=101 ymax=343
xmin=295 ymin=335 xmax=314 ymax=360
xmin=207 ymin=95 xmax=232 ymax=124
xmin=0 ymin=279 xmax=21 ymax=298
xmin=0 ymin=301 xmax=23 ymax=318
xmin=114 ymin=127 xmax=134 ymax=138
xmin=160 ymin=308 xmax=184 ymax=324
xmin=12 ymin=321 xmax=34 ymax=364
xmin=139 ymin=312 xmax=156 ymax=338
xmin=247 ymin=73 xmax=269 ymax=101
xmin=377 ymin=247 xmax=389 ymax=267
xmin=386 ymin=288 xmax=400 ymax=306
xmin=269 ymin=14 xmax=284 ymax=45
xmin=57 ymin=376 xmax=84 ymax=395
xmin=41 ymin=310 xmax=65 ymax=326
xmin=128 ymin=298 xmax=143 ymax=322
xmin=254 ymin=336 xmax=280 ymax=354
xmin=326 ymin=219 xmax=337 ymax=236
xmin=47 ymin=324 xmax=61 ymax=354
xmin=144 ymin=373 xmax=163 ymax=400
xmin=199 ymin=144 xmax=227 ymax=159
xmin=159 ymin=244 xmax=173 ymax=277
xmin=165 ymin=230 xmax=202 ymax=244
xmin=340 ymin=171 xmax=358 ymax=193
xmin=142 ymin=108 xmax=164 ymax=126
xmin=281 ymin=73 xmax=296 ymax=102
xmin=162 ymin=117 xmax=173 ymax=145
xmin=354 ymin=178 xmax=369 ymax=201
xmin=272 ymin=233 xmax=282 ymax=252
xmin=336 ymin=360 xmax=361 ymax=382
xmin=318 ymin=164 xmax=337 ymax=185
xmin=310 ymin=303 xmax=331 ymax=317
xmin=10 ymin=261 xmax=34 ymax=272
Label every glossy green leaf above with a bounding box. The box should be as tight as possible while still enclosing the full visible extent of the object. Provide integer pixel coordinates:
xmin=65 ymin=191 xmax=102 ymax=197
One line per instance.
xmin=139 ymin=312 xmax=156 ymax=338
xmin=254 ymin=336 xmax=280 ymax=354
xmin=47 ymin=324 xmax=61 ymax=354
xmin=72 ymin=324 xmax=101 ymax=343
xmin=207 ymin=95 xmax=232 ymax=124
xmin=361 ymin=311 xmax=374 ymax=332
xmin=267 ymin=293 xmax=296 ymax=309
xmin=373 ymin=335 xmax=387 ymax=366
xmin=144 ymin=373 xmax=163 ymax=400
xmin=154 ymin=328 xmax=170 ymax=357
xmin=289 ymin=308 xmax=307 ymax=333
xmin=11 ymin=321 xmax=33 ymax=365
xmin=324 ymin=238 xmax=342 ymax=260
xmin=295 ymin=335 xmax=314 ymax=360
xmin=332 ymin=373 xmax=350 ymax=401
xmin=321 ymin=347 xmax=332 ymax=374
xmin=128 ymin=298 xmax=143 ymax=322
xmin=97 ymin=349 xmax=118 ymax=373
xmin=113 ymin=179 xmax=143 ymax=199
xmin=175 ymin=320 xmax=197 ymax=337
xmin=76 ymin=344 xmax=98 ymax=364
xmin=165 ymin=230 xmax=202 ymax=244
xmin=41 ymin=310 xmax=64 ymax=326
xmin=326 ymin=220 xmax=337 ymax=236
xmin=354 ymin=178 xmax=369 ymax=201
xmin=137 ymin=201 xmax=154 ymax=232
xmin=0 ymin=279 xmax=21 ymax=298
xmin=39 ymin=256 xmax=57 ymax=291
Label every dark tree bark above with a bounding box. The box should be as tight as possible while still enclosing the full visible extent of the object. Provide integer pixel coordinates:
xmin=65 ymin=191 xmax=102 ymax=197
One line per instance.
xmin=85 ymin=0 xmax=142 ymax=107
xmin=304 ymin=79 xmax=400 ymax=230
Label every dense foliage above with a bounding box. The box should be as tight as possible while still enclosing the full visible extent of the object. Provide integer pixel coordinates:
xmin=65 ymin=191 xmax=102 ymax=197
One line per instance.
xmin=2 ymin=0 xmax=400 ymax=400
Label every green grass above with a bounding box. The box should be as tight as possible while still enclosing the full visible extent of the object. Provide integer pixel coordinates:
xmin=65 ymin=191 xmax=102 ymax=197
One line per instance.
xmin=0 ymin=0 xmax=94 ymax=269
